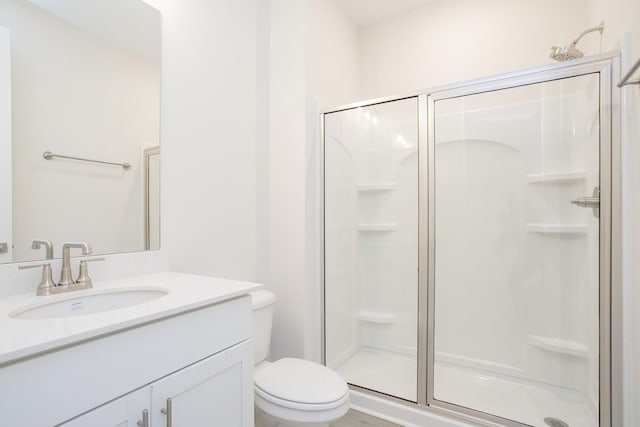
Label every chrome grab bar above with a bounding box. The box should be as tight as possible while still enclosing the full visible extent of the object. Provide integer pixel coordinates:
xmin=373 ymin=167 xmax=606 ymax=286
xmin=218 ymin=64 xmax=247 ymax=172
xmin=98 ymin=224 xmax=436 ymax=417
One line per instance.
xmin=43 ymin=150 xmax=131 ymax=170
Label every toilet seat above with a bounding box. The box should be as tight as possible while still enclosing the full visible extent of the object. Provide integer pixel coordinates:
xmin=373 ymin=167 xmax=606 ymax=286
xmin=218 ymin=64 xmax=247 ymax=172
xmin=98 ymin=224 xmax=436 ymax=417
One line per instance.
xmin=255 ymin=386 xmax=350 ymax=411
xmin=255 ymin=358 xmax=348 ymax=405
xmin=254 ymin=358 xmax=350 ymax=423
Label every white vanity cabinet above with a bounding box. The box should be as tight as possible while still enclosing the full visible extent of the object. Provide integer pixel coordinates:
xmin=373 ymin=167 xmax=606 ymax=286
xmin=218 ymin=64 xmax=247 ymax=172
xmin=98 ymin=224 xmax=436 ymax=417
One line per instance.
xmin=0 ymin=275 xmax=258 ymax=427
xmin=62 ymin=340 xmax=252 ymax=427
xmin=150 ymin=340 xmax=251 ymax=426
xmin=61 ymin=388 xmax=149 ymax=427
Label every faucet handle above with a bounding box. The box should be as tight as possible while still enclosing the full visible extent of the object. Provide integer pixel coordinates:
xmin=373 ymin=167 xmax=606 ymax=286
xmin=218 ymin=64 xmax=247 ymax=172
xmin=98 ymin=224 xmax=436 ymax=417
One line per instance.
xmin=18 ymin=263 xmax=56 ymax=296
xmin=75 ymin=257 xmax=105 ymax=288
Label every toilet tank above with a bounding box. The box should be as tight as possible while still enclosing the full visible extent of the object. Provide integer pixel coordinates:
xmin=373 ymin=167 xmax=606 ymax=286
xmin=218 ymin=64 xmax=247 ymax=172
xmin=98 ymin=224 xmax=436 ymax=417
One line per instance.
xmin=251 ymin=289 xmax=275 ymax=365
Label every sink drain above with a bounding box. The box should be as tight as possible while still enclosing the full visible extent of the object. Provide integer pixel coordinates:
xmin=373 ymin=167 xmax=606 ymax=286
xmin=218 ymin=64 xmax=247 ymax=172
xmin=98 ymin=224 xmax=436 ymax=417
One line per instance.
xmin=544 ymin=417 xmax=569 ymax=427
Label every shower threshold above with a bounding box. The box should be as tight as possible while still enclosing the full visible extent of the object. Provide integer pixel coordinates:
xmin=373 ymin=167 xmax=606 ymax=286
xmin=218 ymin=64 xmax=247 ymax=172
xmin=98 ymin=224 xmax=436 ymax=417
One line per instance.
xmin=335 ymin=346 xmax=597 ymax=426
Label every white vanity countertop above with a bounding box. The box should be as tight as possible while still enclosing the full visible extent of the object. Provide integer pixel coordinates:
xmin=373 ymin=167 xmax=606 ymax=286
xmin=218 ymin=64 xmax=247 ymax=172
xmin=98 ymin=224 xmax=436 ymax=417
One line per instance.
xmin=0 ymin=272 xmax=262 ymax=366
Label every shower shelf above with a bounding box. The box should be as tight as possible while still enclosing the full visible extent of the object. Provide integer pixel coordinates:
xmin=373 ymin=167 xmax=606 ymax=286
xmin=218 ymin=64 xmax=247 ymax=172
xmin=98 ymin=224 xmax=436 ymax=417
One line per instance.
xmin=357 ymin=311 xmax=397 ymax=324
xmin=356 ymin=183 xmax=397 ymax=192
xmin=358 ymin=223 xmax=397 ymax=231
xmin=527 ymin=224 xmax=587 ymax=234
xmin=526 ymin=171 xmax=586 ymax=184
xmin=528 ymin=335 xmax=588 ymax=358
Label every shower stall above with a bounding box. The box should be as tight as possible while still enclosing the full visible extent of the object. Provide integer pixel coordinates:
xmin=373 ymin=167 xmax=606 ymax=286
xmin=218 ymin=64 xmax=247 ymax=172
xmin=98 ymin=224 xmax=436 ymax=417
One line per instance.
xmin=322 ymin=55 xmax=619 ymax=427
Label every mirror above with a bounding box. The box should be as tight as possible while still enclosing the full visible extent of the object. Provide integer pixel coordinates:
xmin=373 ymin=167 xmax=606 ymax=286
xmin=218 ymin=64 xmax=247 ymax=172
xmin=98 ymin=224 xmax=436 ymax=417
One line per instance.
xmin=0 ymin=0 xmax=161 ymax=264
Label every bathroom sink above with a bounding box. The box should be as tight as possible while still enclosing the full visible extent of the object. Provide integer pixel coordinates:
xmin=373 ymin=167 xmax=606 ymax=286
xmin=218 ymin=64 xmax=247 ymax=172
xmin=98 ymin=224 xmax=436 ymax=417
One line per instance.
xmin=9 ymin=288 xmax=169 ymax=320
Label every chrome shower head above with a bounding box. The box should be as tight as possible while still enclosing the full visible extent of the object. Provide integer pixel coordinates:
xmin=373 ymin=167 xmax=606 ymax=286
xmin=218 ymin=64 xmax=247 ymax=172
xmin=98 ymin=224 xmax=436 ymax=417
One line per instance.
xmin=550 ymin=44 xmax=584 ymax=61
xmin=550 ymin=21 xmax=604 ymax=61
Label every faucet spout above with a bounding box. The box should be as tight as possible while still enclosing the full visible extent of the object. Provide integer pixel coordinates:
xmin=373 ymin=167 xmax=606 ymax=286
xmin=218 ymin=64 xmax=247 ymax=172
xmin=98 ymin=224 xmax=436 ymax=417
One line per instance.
xmin=31 ymin=239 xmax=54 ymax=259
xmin=59 ymin=242 xmax=93 ymax=286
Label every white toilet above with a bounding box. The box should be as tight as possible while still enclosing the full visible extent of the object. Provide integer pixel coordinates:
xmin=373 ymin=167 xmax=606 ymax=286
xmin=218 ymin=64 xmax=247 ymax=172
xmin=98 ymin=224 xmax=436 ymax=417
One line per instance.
xmin=251 ymin=290 xmax=350 ymax=427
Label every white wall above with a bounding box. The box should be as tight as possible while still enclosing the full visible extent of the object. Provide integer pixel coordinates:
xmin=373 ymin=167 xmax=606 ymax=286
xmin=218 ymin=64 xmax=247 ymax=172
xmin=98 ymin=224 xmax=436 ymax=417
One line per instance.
xmin=267 ymin=0 xmax=360 ymax=361
xmin=267 ymin=0 xmax=308 ymax=360
xmin=306 ymin=0 xmax=361 ymax=108
xmin=358 ymin=0 xmax=590 ymax=99
xmin=1 ymin=0 xmax=159 ymax=261
xmin=305 ymin=0 xmax=361 ymax=361
xmin=147 ymin=0 xmax=260 ymax=282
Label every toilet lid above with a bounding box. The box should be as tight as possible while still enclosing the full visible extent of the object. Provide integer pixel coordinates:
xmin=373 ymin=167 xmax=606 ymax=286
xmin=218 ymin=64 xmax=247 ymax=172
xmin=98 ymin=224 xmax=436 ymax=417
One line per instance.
xmin=254 ymin=358 xmax=348 ymax=404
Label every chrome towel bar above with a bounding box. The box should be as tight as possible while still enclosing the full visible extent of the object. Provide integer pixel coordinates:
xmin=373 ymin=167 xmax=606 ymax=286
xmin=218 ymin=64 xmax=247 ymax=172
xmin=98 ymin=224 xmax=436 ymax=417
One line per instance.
xmin=618 ymin=56 xmax=640 ymax=87
xmin=43 ymin=150 xmax=131 ymax=170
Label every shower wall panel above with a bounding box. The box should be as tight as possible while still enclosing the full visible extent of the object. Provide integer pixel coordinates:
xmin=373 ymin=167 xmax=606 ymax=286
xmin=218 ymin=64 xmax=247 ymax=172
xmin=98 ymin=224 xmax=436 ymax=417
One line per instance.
xmin=432 ymin=74 xmax=601 ymax=426
xmin=324 ymin=98 xmax=419 ymax=401
xmin=324 ymin=118 xmax=358 ymax=368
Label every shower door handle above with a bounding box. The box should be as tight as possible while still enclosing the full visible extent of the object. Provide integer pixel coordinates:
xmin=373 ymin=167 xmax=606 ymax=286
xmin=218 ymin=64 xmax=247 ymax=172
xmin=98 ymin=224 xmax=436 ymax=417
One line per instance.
xmin=570 ymin=186 xmax=599 ymax=218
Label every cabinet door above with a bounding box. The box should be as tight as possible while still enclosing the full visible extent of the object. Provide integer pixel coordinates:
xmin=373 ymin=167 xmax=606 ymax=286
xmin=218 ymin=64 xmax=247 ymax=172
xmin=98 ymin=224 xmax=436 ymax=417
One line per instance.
xmin=151 ymin=340 xmax=253 ymax=427
xmin=60 ymin=388 xmax=149 ymax=427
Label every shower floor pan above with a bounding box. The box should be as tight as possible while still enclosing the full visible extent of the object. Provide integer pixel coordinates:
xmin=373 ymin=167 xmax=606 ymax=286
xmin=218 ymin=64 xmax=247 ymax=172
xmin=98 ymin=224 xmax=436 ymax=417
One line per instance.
xmin=335 ymin=346 xmax=417 ymax=402
xmin=335 ymin=347 xmax=597 ymax=427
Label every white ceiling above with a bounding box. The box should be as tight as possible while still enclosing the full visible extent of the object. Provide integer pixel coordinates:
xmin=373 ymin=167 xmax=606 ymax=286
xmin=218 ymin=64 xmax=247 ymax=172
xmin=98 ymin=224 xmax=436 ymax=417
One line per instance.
xmin=335 ymin=0 xmax=438 ymax=28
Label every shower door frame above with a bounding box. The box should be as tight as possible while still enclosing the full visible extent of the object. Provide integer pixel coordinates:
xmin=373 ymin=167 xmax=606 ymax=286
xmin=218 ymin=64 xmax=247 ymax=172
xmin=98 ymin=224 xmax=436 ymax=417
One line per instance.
xmin=320 ymin=52 xmax=621 ymax=427
xmin=422 ymin=55 xmax=620 ymax=427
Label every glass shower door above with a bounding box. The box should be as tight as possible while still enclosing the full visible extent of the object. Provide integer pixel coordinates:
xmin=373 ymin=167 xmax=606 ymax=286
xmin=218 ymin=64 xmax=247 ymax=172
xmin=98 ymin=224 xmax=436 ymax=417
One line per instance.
xmin=324 ymin=97 xmax=419 ymax=401
xmin=429 ymin=74 xmax=602 ymax=426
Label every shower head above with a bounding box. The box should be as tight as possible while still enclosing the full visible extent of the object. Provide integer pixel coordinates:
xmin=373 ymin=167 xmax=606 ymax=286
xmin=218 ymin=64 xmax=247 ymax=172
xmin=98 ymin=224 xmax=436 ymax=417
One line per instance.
xmin=550 ymin=21 xmax=605 ymax=61
xmin=550 ymin=44 xmax=584 ymax=61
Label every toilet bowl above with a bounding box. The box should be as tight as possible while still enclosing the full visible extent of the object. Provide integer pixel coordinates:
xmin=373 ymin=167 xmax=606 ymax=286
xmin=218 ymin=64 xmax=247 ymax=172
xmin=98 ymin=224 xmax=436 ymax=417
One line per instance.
xmin=252 ymin=290 xmax=350 ymax=427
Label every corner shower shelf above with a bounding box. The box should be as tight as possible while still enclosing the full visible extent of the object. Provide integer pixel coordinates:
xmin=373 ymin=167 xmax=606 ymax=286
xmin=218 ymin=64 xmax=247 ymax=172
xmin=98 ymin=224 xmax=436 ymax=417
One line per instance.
xmin=358 ymin=223 xmax=397 ymax=231
xmin=526 ymin=171 xmax=586 ymax=184
xmin=357 ymin=311 xmax=397 ymax=324
xmin=528 ymin=335 xmax=588 ymax=358
xmin=356 ymin=183 xmax=397 ymax=192
xmin=527 ymin=224 xmax=587 ymax=234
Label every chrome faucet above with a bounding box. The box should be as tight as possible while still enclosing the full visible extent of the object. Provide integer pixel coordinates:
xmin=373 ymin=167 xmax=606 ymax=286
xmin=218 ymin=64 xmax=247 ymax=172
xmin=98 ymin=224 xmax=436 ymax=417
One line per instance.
xmin=31 ymin=239 xmax=54 ymax=259
xmin=18 ymin=241 xmax=104 ymax=296
xmin=59 ymin=242 xmax=93 ymax=287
